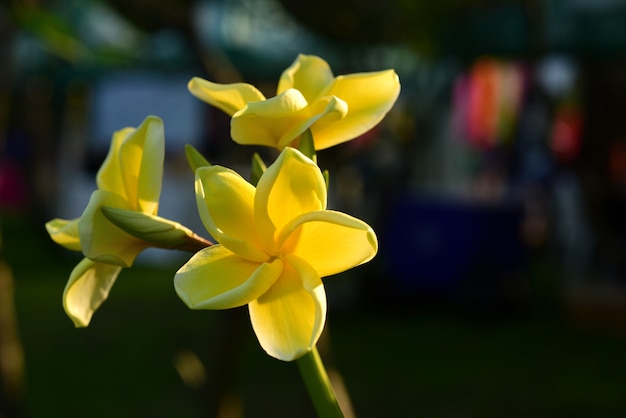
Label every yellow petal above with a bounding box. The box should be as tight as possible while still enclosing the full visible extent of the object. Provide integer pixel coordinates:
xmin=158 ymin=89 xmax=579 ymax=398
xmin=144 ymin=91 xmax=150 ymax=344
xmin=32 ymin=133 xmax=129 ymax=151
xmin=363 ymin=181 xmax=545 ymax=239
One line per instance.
xmin=280 ymin=210 xmax=378 ymax=277
xmin=231 ymin=90 xmax=347 ymax=149
xmin=175 ymin=244 xmax=282 ymax=310
xmin=45 ymin=218 xmax=82 ymax=251
xmin=312 ymin=70 xmax=400 ymax=150
xmin=254 ymin=148 xmax=326 ymax=252
xmin=195 ymin=166 xmax=268 ymax=261
xmin=275 ymin=96 xmax=348 ymax=148
xmin=231 ymin=89 xmax=309 ymax=148
xmin=121 ymin=115 xmax=164 ymax=215
xmin=79 ymin=190 xmax=150 ymax=267
xmin=96 ymin=116 xmax=164 ymax=215
xmin=277 ymin=54 xmax=334 ymax=103
xmin=96 ymin=127 xmax=134 ymax=199
xmin=283 ymin=253 xmax=324 ymax=291
xmin=63 ymin=258 xmax=122 ymax=327
xmin=249 ymin=259 xmax=326 ymax=361
xmin=188 ymin=77 xmax=266 ymax=116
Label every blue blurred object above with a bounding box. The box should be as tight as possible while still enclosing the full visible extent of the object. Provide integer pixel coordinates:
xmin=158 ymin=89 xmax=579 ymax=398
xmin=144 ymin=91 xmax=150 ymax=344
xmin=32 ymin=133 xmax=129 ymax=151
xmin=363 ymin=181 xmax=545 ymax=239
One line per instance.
xmin=382 ymin=194 xmax=524 ymax=295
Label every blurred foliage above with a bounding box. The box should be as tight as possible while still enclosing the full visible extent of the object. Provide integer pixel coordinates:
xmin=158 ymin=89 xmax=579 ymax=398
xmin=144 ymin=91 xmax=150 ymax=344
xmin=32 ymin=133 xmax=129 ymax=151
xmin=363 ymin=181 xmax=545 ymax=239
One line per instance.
xmin=104 ymin=0 xmax=195 ymax=33
xmin=11 ymin=1 xmax=137 ymax=67
xmin=276 ymin=0 xmax=539 ymax=57
xmin=14 ymin=5 xmax=89 ymax=63
xmin=8 ymin=0 xmax=626 ymax=77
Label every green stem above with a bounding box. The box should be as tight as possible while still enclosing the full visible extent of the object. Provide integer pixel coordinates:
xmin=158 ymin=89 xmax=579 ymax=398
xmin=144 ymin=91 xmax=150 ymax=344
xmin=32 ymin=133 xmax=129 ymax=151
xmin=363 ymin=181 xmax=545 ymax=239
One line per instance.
xmin=156 ymin=232 xmax=213 ymax=253
xmin=296 ymin=346 xmax=345 ymax=418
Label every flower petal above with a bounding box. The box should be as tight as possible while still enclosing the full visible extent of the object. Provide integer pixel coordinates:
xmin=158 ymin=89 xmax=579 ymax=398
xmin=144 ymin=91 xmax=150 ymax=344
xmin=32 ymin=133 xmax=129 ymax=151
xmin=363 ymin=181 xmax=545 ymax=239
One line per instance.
xmin=175 ymin=244 xmax=282 ymax=310
xmin=275 ymin=96 xmax=348 ymax=149
xmin=79 ymin=190 xmax=150 ymax=267
xmin=188 ymin=77 xmax=266 ymax=116
xmin=120 ymin=115 xmax=164 ymax=215
xmin=255 ymin=148 xmax=327 ymax=252
xmin=231 ymin=89 xmax=309 ymax=148
xmin=96 ymin=127 xmax=134 ymax=198
xmin=45 ymin=218 xmax=82 ymax=252
xmin=96 ymin=116 xmax=164 ymax=215
xmin=232 ymin=90 xmax=347 ymax=149
xmin=249 ymin=259 xmax=326 ymax=361
xmin=280 ymin=210 xmax=378 ymax=277
xmin=283 ymin=253 xmax=324 ymax=291
xmin=63 ymin=258 xmax=122 ymax=327
xmin=195 ymin=166 xmax=268 ymax=261
xmin=312 ymin=70 xmax=400 ymax=149
xmin=277 ymin=54 xmax=334 ymax=103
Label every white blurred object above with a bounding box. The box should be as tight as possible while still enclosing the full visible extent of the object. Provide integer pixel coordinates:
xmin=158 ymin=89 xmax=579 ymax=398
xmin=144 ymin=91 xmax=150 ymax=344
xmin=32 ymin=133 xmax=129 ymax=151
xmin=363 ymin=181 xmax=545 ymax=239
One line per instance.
xmin=536 ymin=55 xmax=578 ymax=99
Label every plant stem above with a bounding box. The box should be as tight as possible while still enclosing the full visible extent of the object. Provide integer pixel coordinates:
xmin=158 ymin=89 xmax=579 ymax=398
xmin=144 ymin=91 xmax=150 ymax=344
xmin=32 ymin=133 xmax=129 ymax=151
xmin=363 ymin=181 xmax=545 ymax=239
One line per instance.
xmin=296 ymin=346 xmax=345 ymax=418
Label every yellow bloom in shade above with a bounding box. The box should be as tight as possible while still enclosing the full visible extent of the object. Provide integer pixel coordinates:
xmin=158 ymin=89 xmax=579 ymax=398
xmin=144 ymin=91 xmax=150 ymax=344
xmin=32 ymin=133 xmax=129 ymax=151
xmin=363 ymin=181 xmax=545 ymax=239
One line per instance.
xmin=47 ymin=115 xmax=165 ymax=266
xmin=45 ymin=115 xmax=164 ymax=326
xmin=175 ymin=147 xmax=377 ymax=361
xmin=188 ymin=54 xmax=400 ymax=150
xmin=78 ymin=115 xmax=165 ymax=267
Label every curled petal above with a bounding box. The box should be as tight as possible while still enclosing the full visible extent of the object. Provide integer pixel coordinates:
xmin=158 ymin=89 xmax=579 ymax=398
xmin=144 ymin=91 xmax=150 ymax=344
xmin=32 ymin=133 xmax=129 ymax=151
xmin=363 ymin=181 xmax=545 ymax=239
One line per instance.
xmin=196 ymin=166 xmax=268 ymax=261
xmin=283 ymin=253 xmax=323 ymax=291
xmin=278 ymin=54 xmax=334 ymax=102
xmin=232 ymin=90 xmax=347 ymax=149
xmin=45 ymin=218 xmax=82 ymax=252
xmin=175 ymin=245 xmax=282 ymax=310
xmin=96 ymin=127 xmax=134 ymax=198
xmin=122 ymin=115 xmax=164 ymax=215
xmin=312 ymin=70 xmax=400 ymax=150
xmin=249 ymin=260 xmax=326 ymax=361
xmin=255 ymin=148 xmax=327 ymax=252
xmin=63 ymin=258 xmax=122 ymax=327
xmin=279 ymin=210 xmax=378 ymax=277
xmin=79 ymin=190 xmax=150 ymax=267
xmin=276 ymin=96 xmax=347 ymax=149
xmin=231 ymin=89 xmax=309 ymax=148
xmin=188 ymin=77 xmax=266 ymax=116
xmin=97 ymin=116 xmax=164 ymax=215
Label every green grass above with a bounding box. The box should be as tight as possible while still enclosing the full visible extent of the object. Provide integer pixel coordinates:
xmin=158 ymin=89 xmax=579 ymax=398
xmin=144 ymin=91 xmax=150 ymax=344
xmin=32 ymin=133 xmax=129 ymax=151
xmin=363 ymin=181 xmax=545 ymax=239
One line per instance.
xmin=3 ymin=215 xmax=626 ymax=417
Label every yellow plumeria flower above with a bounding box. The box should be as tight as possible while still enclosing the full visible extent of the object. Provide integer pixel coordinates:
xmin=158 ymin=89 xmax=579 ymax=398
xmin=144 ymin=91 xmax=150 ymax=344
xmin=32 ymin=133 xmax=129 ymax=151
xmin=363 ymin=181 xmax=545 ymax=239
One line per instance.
xmin=188 ymin=54 xmax=400 ymax=150
xmin=175 ymin=147 xmax=377 ymax=361
xmin=45 ymin=115 xmax=164 ymax=326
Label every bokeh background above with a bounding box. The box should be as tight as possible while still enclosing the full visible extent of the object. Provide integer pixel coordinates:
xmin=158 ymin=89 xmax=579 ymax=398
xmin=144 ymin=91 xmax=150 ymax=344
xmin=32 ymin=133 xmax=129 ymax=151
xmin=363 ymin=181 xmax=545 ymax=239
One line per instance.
xmin=2 ymin=0 xmax=626 ymax=417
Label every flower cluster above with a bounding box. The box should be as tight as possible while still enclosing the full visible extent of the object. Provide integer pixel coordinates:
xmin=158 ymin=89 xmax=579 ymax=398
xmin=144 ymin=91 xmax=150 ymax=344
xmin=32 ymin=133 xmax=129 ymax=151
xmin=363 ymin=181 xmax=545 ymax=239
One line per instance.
xmin=46 ymin=54 xmax=400 ymax=361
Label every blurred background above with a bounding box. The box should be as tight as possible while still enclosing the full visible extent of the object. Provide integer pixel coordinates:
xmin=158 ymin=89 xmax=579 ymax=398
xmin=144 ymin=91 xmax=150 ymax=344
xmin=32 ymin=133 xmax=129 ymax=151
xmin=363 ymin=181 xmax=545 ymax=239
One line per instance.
xmin=2 ymin=0 xmax=626 ymax=417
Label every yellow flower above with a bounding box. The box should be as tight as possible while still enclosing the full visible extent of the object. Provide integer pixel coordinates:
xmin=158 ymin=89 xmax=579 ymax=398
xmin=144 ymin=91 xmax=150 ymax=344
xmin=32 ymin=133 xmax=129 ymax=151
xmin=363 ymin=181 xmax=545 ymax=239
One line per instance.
xmin=51 ymin=115 xmax=165 ymax=266
xmin=45 ymin=115 xmax=164 ymax=326
xmin=174 ymin=147 xmax=378 ymax=361
xmin=188 ymin=54 xmax=400 ymax=150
